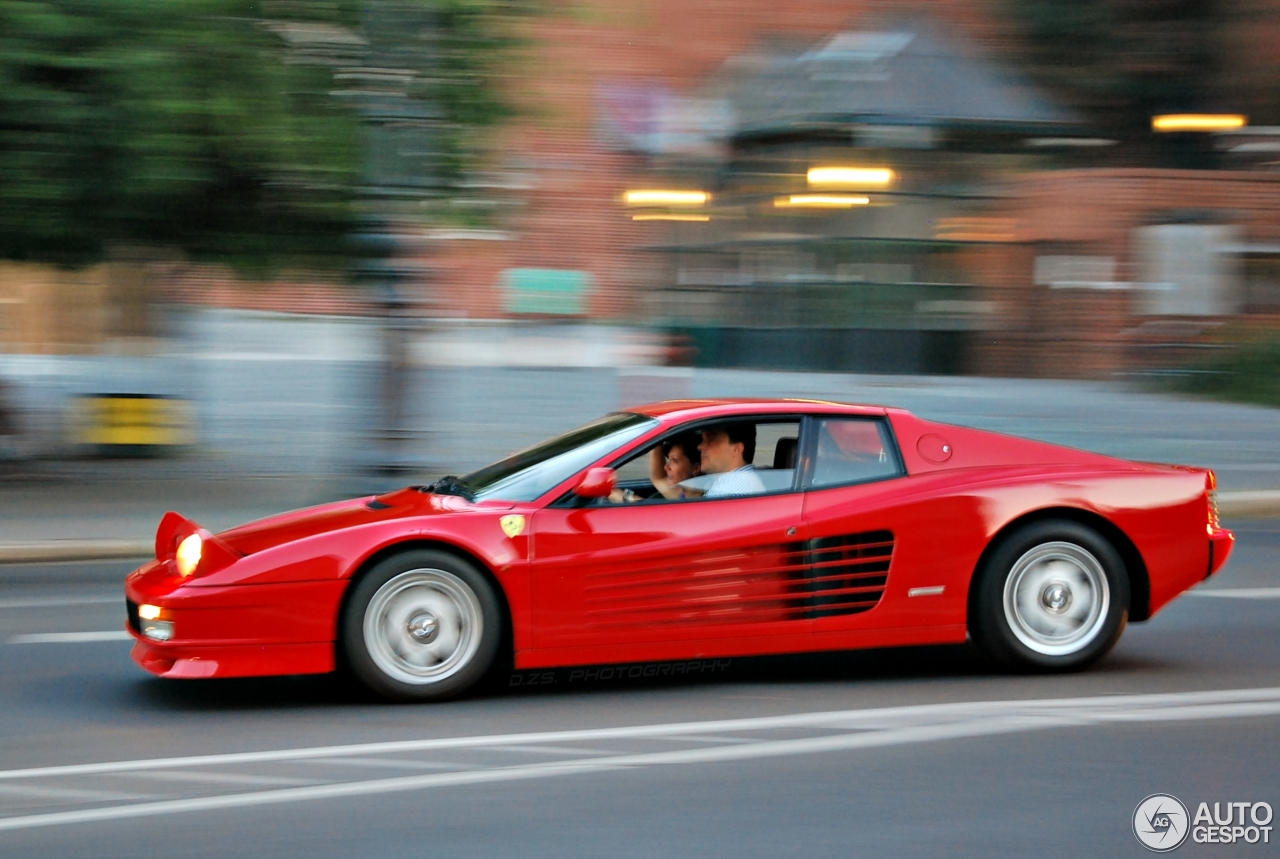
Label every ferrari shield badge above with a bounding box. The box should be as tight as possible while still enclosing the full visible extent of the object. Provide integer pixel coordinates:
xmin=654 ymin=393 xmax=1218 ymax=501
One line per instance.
xmin=500 ymin=514 xmax=526 ymax=539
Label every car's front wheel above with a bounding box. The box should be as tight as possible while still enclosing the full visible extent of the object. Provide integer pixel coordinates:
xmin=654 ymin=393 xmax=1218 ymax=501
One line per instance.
xmin=340 ymin=549 xmax=502 ymax=701
xmin=971 ymin=520 xmax=1129 ymax=671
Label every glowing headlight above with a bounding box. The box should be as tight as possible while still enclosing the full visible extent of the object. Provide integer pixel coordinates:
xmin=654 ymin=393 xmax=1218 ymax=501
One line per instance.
xmin=175 ymin=533 xmax=203 ymax=577
xmin=138 ymin=604 xmax=162 ymax=620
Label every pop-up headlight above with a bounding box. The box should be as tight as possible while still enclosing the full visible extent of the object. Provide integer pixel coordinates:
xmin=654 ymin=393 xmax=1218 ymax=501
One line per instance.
xmin=175 ymin=533 xmax=203 ymax=577
xmin=154 ymin=511 xmax=241 ymax=579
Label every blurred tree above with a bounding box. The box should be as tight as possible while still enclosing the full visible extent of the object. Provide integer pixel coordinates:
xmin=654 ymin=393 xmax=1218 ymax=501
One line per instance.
xmin=0 ymin=0 xmax=528 ymax=271
xmin=1000 ymin=0 xmax=1228 ymax=163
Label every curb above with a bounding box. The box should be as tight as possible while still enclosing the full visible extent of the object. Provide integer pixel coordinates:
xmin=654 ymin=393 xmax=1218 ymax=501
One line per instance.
xmin=0 ymin=541 xmax=152 ymax=565
xmin=0 ymin=491 xmax=1278 ymax=567
xmin=1217 ymin=490 xmax=1280 ymax=519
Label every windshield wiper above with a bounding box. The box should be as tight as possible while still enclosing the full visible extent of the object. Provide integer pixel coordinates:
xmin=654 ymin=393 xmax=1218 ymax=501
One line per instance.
xmin=420 ymin=475 xmax=475 ymax=501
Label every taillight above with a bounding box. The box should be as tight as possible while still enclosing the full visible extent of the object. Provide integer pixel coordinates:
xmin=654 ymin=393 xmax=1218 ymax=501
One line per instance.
xmin=1206 ymin=470 xmax=1221 ymax=534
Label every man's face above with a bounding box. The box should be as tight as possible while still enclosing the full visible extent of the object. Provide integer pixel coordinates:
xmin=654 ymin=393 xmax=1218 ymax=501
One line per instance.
xmin=699 ymin=429 xmax=743 ymax=474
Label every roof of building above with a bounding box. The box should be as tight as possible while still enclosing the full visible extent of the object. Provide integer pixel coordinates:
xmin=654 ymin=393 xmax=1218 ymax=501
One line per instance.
xmin=718 ymin=21 xmax=1078 ymax=138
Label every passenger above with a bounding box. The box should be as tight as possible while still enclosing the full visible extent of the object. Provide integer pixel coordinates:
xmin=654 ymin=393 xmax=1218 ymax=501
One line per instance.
xmin=647 ymin=432 xmax=703 ymax=499
xmin=698 ymin=421 xmax=765 ymax=498
xmin=608 ymin=433 xmax=703 ymax=503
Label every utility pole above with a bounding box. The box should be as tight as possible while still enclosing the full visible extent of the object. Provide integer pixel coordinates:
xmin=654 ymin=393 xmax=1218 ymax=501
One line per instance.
xmin=345 ymin=1 xmax=442 ymax=477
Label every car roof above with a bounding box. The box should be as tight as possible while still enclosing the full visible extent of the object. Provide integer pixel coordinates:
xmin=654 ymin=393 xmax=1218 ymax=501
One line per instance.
xmin=624 ymin=399 xmax=895 ymax=421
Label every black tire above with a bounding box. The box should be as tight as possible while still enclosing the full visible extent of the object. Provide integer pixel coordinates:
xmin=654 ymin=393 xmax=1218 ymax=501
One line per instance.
xmin=971 ymin=519 xmax=1129 ymax=672
xmin=340 ymin=549 xmax=502 ymax=702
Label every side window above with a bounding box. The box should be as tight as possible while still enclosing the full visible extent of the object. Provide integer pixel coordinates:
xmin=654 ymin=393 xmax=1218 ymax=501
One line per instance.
xmin=603 ymin=418 xmax=802 ymax=502
xmin=613 ymin=448 xmax=658 ymax=485
xmin=740 ymin=421 xmax=801 ymax=495
xmin=806 ymin=418 xmax=903 ymax=489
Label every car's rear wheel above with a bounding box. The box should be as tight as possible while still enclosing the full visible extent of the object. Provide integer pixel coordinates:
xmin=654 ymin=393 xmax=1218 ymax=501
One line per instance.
xmin=971 ymin=520 xmax=1129 ymax=671
xmin=341 ymin=549 xmax=501 ymax=701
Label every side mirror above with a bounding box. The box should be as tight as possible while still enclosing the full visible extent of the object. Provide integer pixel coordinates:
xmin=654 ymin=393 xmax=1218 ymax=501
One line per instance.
xmin=574 ymin=467 xmax=616 ymax=498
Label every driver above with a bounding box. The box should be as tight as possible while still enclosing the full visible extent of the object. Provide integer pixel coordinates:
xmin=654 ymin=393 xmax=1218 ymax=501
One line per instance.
xmin=698 ymin=421 xmax=765 ymax=498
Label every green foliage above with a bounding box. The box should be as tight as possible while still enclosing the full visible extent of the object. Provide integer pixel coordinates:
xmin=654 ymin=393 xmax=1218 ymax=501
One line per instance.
xmin=1170 ymin=335 xmax=1280 ymax=409
xmin=0 ymin=0 xmax=530 ymax=271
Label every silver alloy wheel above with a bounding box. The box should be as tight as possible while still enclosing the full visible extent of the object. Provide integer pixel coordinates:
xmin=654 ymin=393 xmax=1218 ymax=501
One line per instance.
xmin=1002 ymin=541 xmax=1110 ymax=656
xmin=362 ymin=568 xmax=484 ymax=685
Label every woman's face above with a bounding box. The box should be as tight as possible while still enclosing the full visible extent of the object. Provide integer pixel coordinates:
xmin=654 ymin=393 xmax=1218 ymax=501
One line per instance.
xmin=665 ymin=444 xmax=697 ymax=483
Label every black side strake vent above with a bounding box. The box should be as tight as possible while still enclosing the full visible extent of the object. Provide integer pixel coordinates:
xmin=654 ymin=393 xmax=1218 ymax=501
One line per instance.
xmin=805 ymin=530 xmax=894 ymax=618
xmin=366 ymin=499 xmax=393 ymax=510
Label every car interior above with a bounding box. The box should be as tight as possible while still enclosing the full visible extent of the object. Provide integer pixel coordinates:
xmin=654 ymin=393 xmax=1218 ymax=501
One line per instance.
xmin=605 ymin=419 xmax=801 ymax=501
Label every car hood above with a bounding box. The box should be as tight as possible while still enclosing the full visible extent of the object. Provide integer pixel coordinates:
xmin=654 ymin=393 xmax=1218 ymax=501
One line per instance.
xmin=216 ymin=488 xmax=479 ymax=556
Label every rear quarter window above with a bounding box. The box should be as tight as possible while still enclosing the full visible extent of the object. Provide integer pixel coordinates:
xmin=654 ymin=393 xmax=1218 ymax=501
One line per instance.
xmin=806 ymin=418 xmax=904 ymax=488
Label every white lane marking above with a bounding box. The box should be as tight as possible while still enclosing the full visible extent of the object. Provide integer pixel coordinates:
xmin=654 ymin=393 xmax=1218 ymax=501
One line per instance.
xmin=648 ymin=734 xmax=757 ymax=745
xmin=295 ymin=758 xmax=463 ymax=772
xmin=482 ymin=745 xmax=621 ymax=756
xmin=0 ymin=785 xmax=156 ymax=802
xmin=4 ymin=692 xmax=1280 ymax=833
xmin=1189 ymin=587 xmax=1280 ymax=599
xmin=7 ymin=631 xmax=131 ymax=644
xmin=128 ymin=771 xmax=324 ymax=787
xmin=0 ymin=597 xmax=120 ymax=610
xmin=5 ymin=685 xmax=1280 ymax=784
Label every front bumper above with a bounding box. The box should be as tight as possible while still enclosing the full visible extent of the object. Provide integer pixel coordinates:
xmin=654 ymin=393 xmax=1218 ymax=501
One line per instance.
xmin=129 ymin=637 xmax=334 ymax=678
xmin=125 ymin=562 xmax=346 ymax=679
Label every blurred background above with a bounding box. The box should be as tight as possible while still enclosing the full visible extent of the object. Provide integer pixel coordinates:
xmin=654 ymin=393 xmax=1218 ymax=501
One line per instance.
xmin=1 ymin=0 xmax=1279 ymax=500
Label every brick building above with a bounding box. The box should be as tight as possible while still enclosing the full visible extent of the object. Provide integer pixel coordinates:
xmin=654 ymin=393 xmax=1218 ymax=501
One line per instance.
xmin=424 ymin=0 xmax=1003 ymax=323
xmin=415 ymin=0 xmax=1280 ymax=378
xmin=7 ymin=0 xmax=1280 ymax=380
xmin=973 ymin=169 xmax=1280 ymax=378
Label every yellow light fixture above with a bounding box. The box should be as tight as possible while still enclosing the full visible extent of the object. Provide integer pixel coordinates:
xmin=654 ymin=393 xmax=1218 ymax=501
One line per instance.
xmin=624 ymin=190 xmax=709 ymax=206
xmin=138 ymin=604 xmax=163 ymax=620
xmin=776 ymin=195 xmax=870 ymax=208
xmin=631 ymin=214 xmax=711 ymax=222
xmin=807 ymin=167 xmax=895 ymax=187
xmin=1151 ymin=114 xmax=1247 ymax=132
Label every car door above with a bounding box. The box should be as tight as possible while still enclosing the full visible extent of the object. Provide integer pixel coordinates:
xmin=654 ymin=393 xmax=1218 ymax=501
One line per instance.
xmin=528 ymin=419 xmax=809 ymax=662
xmin=799 ymin=415 xmax=971 ymax=642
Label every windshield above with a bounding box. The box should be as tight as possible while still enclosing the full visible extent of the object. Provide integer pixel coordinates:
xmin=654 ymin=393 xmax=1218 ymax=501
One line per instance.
xmin=461 ymin=412 xmax=657 ymax=502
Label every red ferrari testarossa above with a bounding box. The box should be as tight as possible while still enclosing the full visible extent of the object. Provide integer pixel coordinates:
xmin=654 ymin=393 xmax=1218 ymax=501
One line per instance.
xmin=125 ymin=400 xmax=1233 ymax=700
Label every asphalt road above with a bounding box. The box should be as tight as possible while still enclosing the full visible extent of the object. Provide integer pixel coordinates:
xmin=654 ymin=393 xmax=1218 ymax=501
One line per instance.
xmin=0 ymin=521 xmax=1278 ymax=858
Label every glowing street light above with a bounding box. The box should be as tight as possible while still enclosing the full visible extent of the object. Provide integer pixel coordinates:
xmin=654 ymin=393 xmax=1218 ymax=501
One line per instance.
xmin=631 ymin=214 xmax=710 ymax=221
xmin=624 ymin=190 xmax=709 ymax=206
xmin=775 ymin=195 xmax=870 ymax=208
xmin=1152 ymin=114 xmax=1247 ymax=132
xmin=807 ymin=167 xmax=895 ymax=187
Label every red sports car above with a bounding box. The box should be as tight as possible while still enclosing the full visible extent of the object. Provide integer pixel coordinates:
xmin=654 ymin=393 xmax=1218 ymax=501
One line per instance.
xmin=125 ymin=400 xmax=1234 ymax=700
